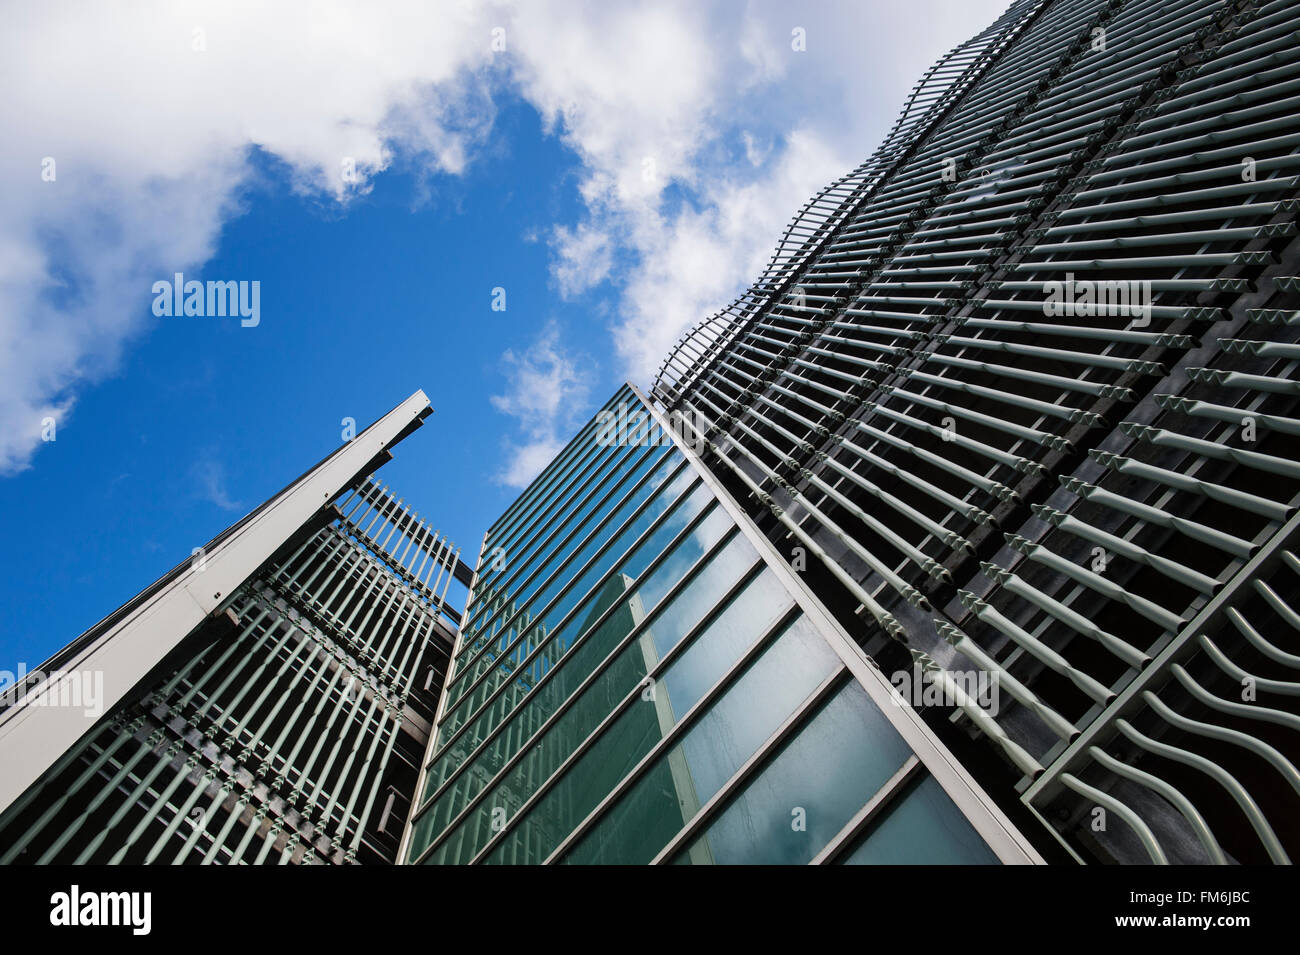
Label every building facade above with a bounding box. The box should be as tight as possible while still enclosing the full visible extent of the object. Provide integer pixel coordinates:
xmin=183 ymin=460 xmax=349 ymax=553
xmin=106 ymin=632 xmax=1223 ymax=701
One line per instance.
xmin=401 ymin=385 xmax=1039 ymax=864
xmin=650 ymin=0 xmax=1300 ymax=864
xmin=0 ymin=393 xmax=471 ymax=864
xmin=4 ymin=0 xmax=1299 ymax=868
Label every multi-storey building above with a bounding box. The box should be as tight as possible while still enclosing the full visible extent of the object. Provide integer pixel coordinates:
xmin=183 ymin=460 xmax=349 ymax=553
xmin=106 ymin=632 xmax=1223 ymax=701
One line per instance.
xmin=650 ymin=0 xmax=1300 ymax=864
xmin=5 ymin=0 xmax=1299 ymax=867
xmin=401 ymin=384 xmax=1039 ymax=864
xmin=0 ymin=392 xmax=471 ymax=864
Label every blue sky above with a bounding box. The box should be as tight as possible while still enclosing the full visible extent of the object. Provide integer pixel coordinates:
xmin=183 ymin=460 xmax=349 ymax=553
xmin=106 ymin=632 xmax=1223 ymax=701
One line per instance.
xmin=0 ymin=1 xmax=1007 ymax=670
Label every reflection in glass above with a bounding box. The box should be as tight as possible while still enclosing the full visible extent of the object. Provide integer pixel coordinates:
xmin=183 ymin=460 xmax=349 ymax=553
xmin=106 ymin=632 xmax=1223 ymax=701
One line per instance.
xmin=673 ymin=678 xmax=911 ymax=865
xmin=562 ymin=612 xmax=840 ymax=864
xmin=839 ymin=774 xmax=999 ymax=865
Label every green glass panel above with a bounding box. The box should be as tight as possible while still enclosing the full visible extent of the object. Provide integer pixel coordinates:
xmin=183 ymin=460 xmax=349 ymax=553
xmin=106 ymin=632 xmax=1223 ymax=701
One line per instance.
xmin=472 ymin=534 xmax=770 ymax=865
xmin=422 ymin=500 xmax=730 ymax=817
xmin=672 ymin=678 xmax=911 ymax=865
xmin=483 ymin=387 xmax=633 ymax=556
xmin=459 ymin=442 xmax=671 ymax=654
xmin=561 ymin=612 xmax=839 ymax=865
xmin=434 ymin=479 xmax=716 ymax=748
xmin=452 ymin=441 xmax=668 ymax=680
xmin=838 ymin=775 xmax=999 ymax=865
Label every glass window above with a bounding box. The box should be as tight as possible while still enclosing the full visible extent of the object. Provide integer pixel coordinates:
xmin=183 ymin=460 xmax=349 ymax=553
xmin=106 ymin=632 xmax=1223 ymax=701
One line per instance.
xmin=468 ymin=442 xmax=671 ymax=635
xmin=421 ymin=531 xmax=759 ymax=865
xmin=671 ymin=678 xmax=912 ymax=865
xmin=444 ymin=450 xmax=681 ymax=709
xmin=436 ymin=479 xmax=718 ymax=743
xmin=559 ymin=612 xmax=841 ymax=865
xmin=838 ymin=774 xmax=999 ymax=865
xmin=482 ymin=388 xmax=633 ymax=556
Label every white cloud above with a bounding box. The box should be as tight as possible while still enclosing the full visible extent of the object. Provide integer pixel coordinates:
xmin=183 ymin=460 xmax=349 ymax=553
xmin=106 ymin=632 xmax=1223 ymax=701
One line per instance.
xmin=484 ymin=0 xmax=1007 ymax=481
xmin=493 ymin=437 xmax=567 ymax=491
xmin=609 ymin=129 xmax=850 ymax=383
xmin=741 ymin=132 xmax=772 ymax=169
xmin=190 ymin=452 xmax=242 ymax=512
xmin=507 ymin=0 xmax=1013 ymax=383
xmin=0 ymin=0 xmax=500 ymax=475
xmin=509 ymin=1 xmax=725 ymax=214
xmin=550 ymin=223 xmax=614 ymax=298
xmin=0 ymin=0 xmax=1010 ymax=479
xmin=489 ymin=323 xmax=594 ymax=488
